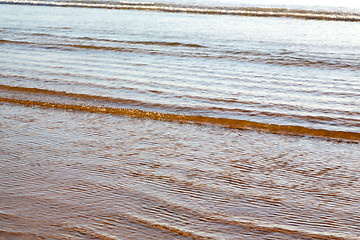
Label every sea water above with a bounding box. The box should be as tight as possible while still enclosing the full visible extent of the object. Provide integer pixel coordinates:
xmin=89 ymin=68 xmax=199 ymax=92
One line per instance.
xmin=0 ymin=1 xmax=359 ymax=239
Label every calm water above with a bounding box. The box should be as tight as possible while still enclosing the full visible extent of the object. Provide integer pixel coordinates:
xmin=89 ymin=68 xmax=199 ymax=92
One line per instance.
xmin=0 ymin=1 xmax=360 ymax=239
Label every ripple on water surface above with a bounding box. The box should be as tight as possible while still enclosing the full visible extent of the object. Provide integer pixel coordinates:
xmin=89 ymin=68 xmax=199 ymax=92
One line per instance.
xmin=1 ymin=103 xmax=359 ymax=239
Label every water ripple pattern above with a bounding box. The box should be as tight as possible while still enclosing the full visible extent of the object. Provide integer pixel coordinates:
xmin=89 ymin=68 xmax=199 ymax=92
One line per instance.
xmin=0 ymin=2 xmax=360 ymax=239
xmin=0 ymin=3 xmax=360 ymax=139
xmin=1 ymin=103 xmax=360 ymax=239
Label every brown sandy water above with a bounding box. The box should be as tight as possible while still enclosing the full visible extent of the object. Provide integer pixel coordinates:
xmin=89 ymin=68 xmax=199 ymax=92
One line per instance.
xmin=1 ymin=2 xmax=360 ymax=239
xmin=1 ymin=102 xmax=360 ymax=239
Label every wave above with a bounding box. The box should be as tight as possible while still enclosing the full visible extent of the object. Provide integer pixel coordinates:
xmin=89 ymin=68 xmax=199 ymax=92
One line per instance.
xmin=119 ymin=214 xmax=210 ymax=239
xmin=0 ymin=38 xmax=206 ymax=49
xmin=1 ymin=85 xmax=359 ymax=143
xmin=115 ymin=212 xmax=354 ymax=240
xmin=206 ymin=217 xmax=352 ymax=240
xmin=2 ymin=0 xmax=360 ymax=22
xmin=1 ymin=39 xmax=359 ymax=71
xmin=65 ymin=226 xmax=118 ymax=240
xmin=1 ymin=78 xmax=359 ymax=130
xmin=0 ymin=230 xmax=44 ymax=239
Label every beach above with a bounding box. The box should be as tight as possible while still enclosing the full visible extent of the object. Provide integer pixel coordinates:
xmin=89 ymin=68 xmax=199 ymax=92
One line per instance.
xmin=1 ymin=1 xmax=360 ymax=239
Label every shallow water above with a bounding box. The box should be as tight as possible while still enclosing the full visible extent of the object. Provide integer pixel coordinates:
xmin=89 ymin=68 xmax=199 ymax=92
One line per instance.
xmin=1 ymin=103 xmax=360 ymax=239
xmin=0 ymin=1 xmax=360 ymax=239
xmin=1 ymin=3 xmax=360 ymax=137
